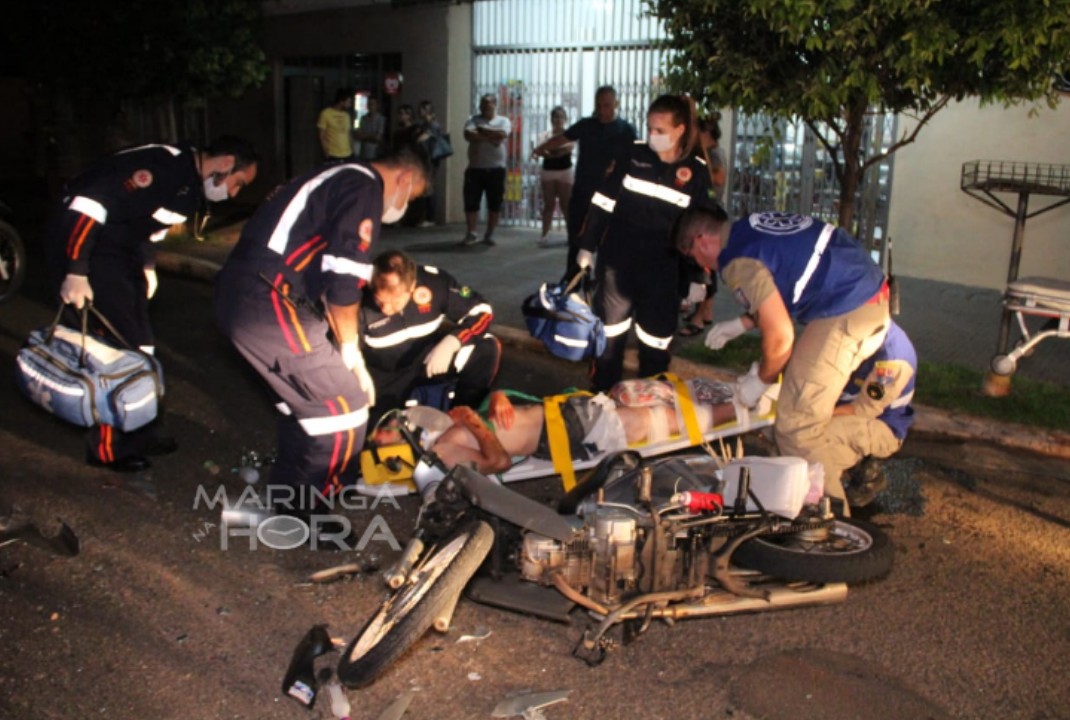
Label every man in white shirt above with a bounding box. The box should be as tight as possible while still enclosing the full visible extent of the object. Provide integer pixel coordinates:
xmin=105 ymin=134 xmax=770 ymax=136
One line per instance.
xmin=356 ymin=97 xmax=385 ymax=161
xmin=461 ymin=94 xmax=512 ymax=246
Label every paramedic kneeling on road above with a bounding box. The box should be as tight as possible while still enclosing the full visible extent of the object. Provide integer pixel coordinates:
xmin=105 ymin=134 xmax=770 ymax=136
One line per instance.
xmin=215 ymin=145 xmax=431 ymax=509
xmin=832 ymin=320 xmax=917 ymax=508
xmin=360 ymin=249 xmax=500 ymax=427
xmin=676 ymin=207 xmax=891 ymax=509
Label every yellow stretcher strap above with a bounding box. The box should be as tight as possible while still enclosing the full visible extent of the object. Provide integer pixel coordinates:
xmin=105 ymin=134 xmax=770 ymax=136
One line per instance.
xmin=543 ymin=392 xmax=589 ymax=492
xmin=666 ymin=374 xmax=703 ymax=447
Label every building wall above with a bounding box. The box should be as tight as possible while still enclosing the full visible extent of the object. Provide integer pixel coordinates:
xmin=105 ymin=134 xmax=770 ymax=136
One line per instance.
xmin=245 ymin=2 xmax=473 ymax=222
xmin=888 ymin=99 xmax=1070 ymax=290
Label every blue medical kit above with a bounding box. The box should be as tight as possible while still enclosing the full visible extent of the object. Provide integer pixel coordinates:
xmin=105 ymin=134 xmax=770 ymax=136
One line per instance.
xmin=15 ymin=305 xmax=164 ymax=431
xmin=522 ymin=272 xmax=606 ymax=362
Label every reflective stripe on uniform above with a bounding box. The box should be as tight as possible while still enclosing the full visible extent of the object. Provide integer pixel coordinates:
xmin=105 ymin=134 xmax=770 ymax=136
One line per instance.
xmin=635 ymin=324 xmax=672 ymax=350
xmin=890 ymin=390 xmax=914 ymax=409
xmin=363 ymin=316 xmax=444 ymax=348
xmin=622 ymin=175 xmax=692 ymax=208
xmin=604 ymin=318 xmax=633 ymax=337
xmin=298 ymin=406 xmax=369 ymax=436
xmin=321 ymin=254 xmax=373 ymax=281
xmin=792 ymin=223 xmax=835 ymax=304
xmin=276 ymin=402 xmax=292 ymax=415
xmin=150 ymin=229 xmax=168 ymax=242
xmin=152 ymin=207 xmax=188 ymax=225
xmin=69 ymin=196 xmax=108 ymax=223
xmin=116 ymin=143 xmax=181 ymax=156
xmin=267 ymin=164 xmax=377 ymax=254
xmin=453 ymin=343 xmax=474 ymax=370
xmin=591 ymin=192 xmax=617 ymax=213
xmin=463 ymin=302 xmax=493 ymax=318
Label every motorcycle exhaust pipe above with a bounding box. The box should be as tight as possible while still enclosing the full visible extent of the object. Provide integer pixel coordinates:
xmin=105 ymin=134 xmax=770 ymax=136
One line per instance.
xmin=613 ymin=582 xmax=848 ymax=620
xmin=384 ymin=536 xmax=425 ymax=590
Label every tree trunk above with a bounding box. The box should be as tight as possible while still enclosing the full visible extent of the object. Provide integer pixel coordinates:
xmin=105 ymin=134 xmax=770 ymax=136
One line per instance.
xmin=836 ymin=103 xmax=867 ymax=232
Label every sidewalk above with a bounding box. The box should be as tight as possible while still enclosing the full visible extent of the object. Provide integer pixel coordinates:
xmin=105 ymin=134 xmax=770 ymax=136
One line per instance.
xmin=157 ymin=220 xmax=1070 ymax=458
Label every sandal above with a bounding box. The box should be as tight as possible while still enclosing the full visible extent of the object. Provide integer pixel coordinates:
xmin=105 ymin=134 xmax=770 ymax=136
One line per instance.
xmin=678 ymin=321 xmax=709 ymax=337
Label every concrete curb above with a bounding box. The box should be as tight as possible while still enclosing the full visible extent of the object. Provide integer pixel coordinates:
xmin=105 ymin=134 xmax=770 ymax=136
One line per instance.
xmin=157 ymin=252 xmax=1070 ymax=460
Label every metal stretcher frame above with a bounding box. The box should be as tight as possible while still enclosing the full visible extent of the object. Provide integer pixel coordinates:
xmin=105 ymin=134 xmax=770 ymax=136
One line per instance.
xmin=991 ymin=277 xmax=1070 ymax=376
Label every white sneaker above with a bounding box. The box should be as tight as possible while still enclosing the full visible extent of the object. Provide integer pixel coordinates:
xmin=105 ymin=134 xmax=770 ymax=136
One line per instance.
xmin=538 ymin=236 xmax=567 ymax=248
xmin=460 ymin=232 xmax=479 ymax=246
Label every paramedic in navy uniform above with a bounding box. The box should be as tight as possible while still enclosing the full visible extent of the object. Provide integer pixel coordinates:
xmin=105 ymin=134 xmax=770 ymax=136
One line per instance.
xmin=577 ymin=94 xmax=718 ymax=391
xmin=675 ymin=207 xmax=891 ymax=510
xmin=215 ymin=145 xmax=431 ymax=508
xmin=360 ymin=249 xmax=500 ymax=427
xmin=46 ymin=136 xmax=259 ymax=472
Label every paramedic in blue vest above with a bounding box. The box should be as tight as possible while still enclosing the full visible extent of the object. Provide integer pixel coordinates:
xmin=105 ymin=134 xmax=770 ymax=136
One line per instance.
xmin=46 ymin=136 xmax=259 ymax=472
xmin=360 ymin=249 xmax=500 ymax=428
xmin=675 ymin=207 xmax=891 ymax=510
xmin=215 ymin=144 xmax=431 ymax=510
xmin=832 ymin=320 xmax=917 ymax=507
xmin=577 ymin=94 xmax=719 ymax=392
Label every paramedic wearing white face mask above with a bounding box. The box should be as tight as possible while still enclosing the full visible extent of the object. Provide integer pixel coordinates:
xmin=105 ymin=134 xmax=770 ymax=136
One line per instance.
xmin=44 ymin=136 xmax=258 ymax=473
xmin=214 ymin=145 xmax=431 ymax=518
xmin=576 ymin=94 xmax=721 ymax=391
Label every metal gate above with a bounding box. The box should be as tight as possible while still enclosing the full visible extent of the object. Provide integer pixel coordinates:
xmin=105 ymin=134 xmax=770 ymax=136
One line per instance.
xmin=472 ymin=0 xmax=666 ymax=228
xmin=729 ymin=112 xmax=898 ymax=250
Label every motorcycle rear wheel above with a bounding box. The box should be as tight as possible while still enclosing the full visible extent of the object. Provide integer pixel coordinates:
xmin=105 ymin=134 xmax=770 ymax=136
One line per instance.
xmin=337 ymin=519 xmax=494 ymax=689
xmin=732 ymin=518 xmax=893 ymax=585
xmin=0 ymin=220 xmax=26 ymax=304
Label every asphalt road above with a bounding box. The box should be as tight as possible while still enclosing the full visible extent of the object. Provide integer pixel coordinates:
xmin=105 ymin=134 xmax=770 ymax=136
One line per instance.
xmin=1 ymin=272 xmax=1069 ymax=719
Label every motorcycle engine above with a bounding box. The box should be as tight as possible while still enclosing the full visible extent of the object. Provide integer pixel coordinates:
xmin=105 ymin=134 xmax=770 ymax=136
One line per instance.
xmin=518 ymin=507 xmax=638 ymax=607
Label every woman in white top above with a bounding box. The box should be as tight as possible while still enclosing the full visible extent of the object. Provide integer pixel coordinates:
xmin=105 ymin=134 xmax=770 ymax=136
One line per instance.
xmin=534 ymin=106 xmax=575 ymax=247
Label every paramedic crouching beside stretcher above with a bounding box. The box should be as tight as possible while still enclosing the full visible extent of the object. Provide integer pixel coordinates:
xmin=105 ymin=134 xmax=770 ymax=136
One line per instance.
xmin=676 ymin=207 xmax=891 ymax=512
xmin=360 ymin=249 xmax=501 ymax=428
xmin=215 ymin=145 xmax=431 ymax=510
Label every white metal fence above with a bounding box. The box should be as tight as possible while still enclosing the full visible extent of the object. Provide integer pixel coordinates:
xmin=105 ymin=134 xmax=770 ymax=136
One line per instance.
xmin=472 ymin=0 xmax=895 ymax=244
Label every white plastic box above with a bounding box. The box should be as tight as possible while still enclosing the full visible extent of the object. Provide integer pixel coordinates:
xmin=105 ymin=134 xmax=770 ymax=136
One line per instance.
xmin=720 ymin=456 xmax=812 ymax=519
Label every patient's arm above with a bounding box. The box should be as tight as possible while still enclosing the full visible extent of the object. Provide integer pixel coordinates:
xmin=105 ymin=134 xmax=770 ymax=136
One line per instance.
xmin=442 ymin=406 xmax=512 ymax=474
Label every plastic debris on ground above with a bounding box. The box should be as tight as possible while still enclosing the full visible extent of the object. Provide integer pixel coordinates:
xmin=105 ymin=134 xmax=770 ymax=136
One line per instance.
xmin=457 ymin=625 xmax=492 ymax=643
xmin=492 ymin=690 xmax=572 ymax=719
xmin=375 ymin=689 xmax=417 ymax=720
xmin=0 ymin=508 xmax=79 ymax=557
xmin=308 ymin=563 xmax=362 ymax=584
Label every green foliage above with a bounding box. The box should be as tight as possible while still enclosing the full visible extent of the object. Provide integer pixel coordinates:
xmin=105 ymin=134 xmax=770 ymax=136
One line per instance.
xmin=648 ymin=0 xmax=1070 ymax=227
xmin=674 ymin=340 xmax=1070 ymax=432
xmin=6 ymin=0 xmax=268 ymax=102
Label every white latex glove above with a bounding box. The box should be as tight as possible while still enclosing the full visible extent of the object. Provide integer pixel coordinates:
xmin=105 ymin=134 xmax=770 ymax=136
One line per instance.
xmin=341 ymin=341 xmax=360 ymax=371
xmin=705 ymin=316 xmax=747 ymax=351
xmin=350 ymin=350 xmax=376 ymax=407
xmin=687 ymin=282 xmax=706 ymax=304
xmin=737 ymin=361 xmax=771 ymax=409
xmin=60 ymin=274 xmax=93 ymax=309
xmin=576 ymin=249 xmax=594 ymax=270
xmin=424 ymin=334 xmax=462 ymax=377
xmin=144 ymin=268 xmax=158 ymax=299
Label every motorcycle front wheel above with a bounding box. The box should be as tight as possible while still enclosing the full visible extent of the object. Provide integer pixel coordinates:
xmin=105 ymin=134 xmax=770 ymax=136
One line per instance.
xmin=732 ymin=518 xmax=893 ymax=585
xmin=337 ymin=519 xmax=494 ymax=689
xmin=0 ymin=220 xmax=26 ymax=304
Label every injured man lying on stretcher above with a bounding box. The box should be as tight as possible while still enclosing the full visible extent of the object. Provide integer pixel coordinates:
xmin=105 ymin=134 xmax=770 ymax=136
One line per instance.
xmin=414 ymin=377 xmax=738 ymax=475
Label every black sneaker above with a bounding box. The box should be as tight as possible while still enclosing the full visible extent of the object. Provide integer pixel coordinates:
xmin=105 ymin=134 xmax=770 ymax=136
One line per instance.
xmin=482 ymin=236 xmax=496 ymax=246
xmin=460 ymin=232 xmax=479 ymax=246
xmin=845 ymin=457 xmax=888 ymax=507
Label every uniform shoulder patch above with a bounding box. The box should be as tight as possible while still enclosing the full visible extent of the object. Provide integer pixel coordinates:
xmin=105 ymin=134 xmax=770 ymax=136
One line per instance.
xmin=358 ymin=219 xmax=374 ymax=250
xmin=132 ymin=169 xmax=153 ymax=189
xmin=413 ymin=286 xmax=433 ymax=307
xmin=458 ymin=286 xmax=472 ymax=298
xmin=675 ymin=167 xmax=692 ymax=186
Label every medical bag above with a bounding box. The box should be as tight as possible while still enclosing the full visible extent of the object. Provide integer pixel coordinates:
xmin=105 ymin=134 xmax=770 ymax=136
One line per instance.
xmin=15 ymin=305 xmax=164 ymax=431
xmin=521 ymin=272 xmax=606 ymax=362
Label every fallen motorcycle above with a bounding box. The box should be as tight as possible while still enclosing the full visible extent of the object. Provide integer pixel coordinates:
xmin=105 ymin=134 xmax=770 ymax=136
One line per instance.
xmin=336 ymin=408 xmax=894 ymax=688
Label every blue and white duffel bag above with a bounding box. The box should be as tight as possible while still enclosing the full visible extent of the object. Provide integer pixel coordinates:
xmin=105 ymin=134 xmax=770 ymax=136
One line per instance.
xmin=15 ymin=305 xmax=164 ymax=431
xmin=522 ymin=272 xmax=606 ymax=362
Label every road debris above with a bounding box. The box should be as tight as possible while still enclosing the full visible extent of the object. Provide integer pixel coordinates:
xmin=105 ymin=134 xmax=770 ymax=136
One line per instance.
xmin=492 ymin=690 xmax=572 ymax=719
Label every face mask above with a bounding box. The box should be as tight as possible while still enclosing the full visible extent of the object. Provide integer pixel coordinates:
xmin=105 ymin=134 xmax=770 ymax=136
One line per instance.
xmin=203 ymin=172 xmax=230 ymax=203
xmin=647 ymin=133 xmax=674 ymax=154
xmin=381 ymin=178 xmax=412 ymax=224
